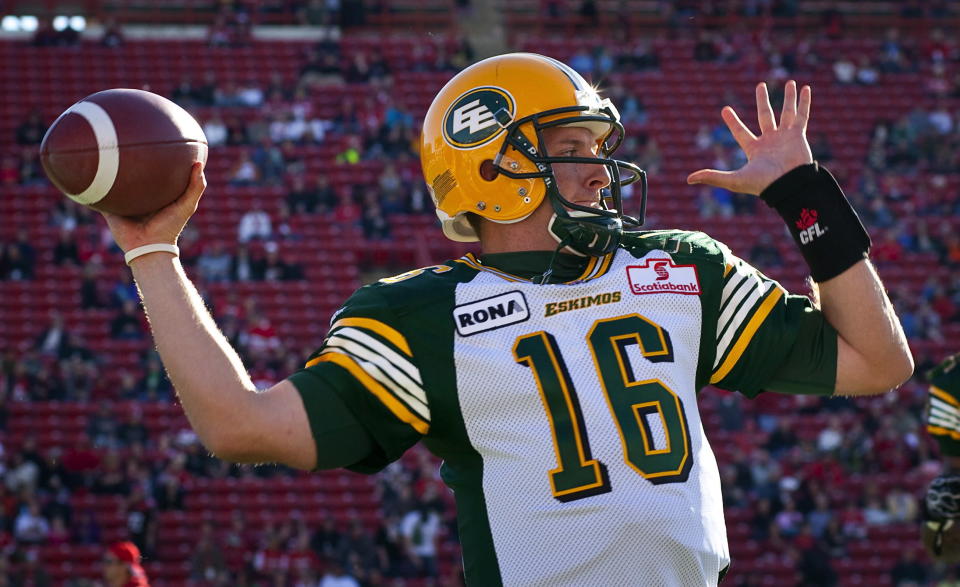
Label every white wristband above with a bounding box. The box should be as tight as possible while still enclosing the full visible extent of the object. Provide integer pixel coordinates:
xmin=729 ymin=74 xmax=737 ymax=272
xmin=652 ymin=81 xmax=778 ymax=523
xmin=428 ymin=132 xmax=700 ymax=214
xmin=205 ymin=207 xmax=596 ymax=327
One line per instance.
xmin=124 ymin=243 xmax=180 ymax=266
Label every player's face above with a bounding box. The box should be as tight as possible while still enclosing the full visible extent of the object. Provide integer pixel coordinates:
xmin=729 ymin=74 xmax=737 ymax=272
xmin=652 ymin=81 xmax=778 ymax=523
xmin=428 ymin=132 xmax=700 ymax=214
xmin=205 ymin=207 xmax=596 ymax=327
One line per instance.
xmin=541 ymin=125 xmax=612 ymax=210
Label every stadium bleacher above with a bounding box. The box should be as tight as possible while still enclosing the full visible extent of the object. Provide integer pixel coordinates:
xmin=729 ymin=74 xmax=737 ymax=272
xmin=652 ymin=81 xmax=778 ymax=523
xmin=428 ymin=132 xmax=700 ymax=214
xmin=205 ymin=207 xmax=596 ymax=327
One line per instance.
xmin=0 ymin=1 xmax=958 ymax=584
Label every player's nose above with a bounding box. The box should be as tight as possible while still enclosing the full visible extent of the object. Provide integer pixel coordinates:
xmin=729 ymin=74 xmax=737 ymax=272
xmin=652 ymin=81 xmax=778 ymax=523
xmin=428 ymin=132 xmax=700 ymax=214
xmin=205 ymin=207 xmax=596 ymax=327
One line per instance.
xmin=584 ymin=160 xmax=611 ymax=191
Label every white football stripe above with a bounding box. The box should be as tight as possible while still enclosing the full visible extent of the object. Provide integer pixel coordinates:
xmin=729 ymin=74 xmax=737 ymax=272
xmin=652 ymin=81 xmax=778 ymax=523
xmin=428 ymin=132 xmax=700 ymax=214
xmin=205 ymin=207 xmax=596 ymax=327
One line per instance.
xmin=717 ymin=274 xmax=764 ymax=340
xmin=334 ymin=327 xmax=423 ymax=387
xmin=931 ymin=399 xmax=960 ymax=428
xmin=326 ymin=335 xmax=427 ymax=406
xmin=325 ymin=337 xmax=429 ymax=414
xmin=64 ymin=101 xmax=119 ymax=205
xmin=720 ymin=271 xmax=749 ymax=312
xmin=714 ymin=281 xmax=773 ymax=368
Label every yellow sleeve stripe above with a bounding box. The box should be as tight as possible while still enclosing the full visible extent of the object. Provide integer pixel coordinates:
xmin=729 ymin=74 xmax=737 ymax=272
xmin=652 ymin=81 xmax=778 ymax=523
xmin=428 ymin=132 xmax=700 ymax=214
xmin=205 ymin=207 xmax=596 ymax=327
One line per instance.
xmin=710 ymin=287 xmax=785 ymax=384
xmin=932 ymin=386 xmax=960 ymax=408
xmin=723 ymin=263 xmax=734 ymax=278
xmin=314 ymin=352 xmax=429 ymax=435
xmin=928 ymin=425 xmax=960 ymax=440
xmin=329 ymin=317 xmax=413 ymax=357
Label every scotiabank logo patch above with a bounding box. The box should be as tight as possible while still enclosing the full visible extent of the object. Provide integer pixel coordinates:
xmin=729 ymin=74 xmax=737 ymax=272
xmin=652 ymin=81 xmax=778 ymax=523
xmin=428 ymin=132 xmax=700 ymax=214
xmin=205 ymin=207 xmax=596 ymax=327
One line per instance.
xmin=626 ymin=259 xmax=701 ymax=295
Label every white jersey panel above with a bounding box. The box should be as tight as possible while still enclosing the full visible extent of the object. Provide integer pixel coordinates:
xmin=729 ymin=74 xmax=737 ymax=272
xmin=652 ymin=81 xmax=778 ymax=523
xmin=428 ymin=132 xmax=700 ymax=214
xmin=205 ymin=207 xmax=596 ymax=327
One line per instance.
xmin=452 ymin=251 xmax=729 ymax=586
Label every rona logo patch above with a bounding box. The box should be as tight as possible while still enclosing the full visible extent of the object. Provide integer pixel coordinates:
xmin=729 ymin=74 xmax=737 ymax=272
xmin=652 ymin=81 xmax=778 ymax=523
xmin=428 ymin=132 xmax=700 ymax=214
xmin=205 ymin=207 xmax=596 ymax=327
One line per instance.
xmin=626 ymin=258 xmax=701 ymax=295
xmin=442 ymin=87 xmax=515 ymax=149
xmin=454 ymin=291 xmax=529 ymax=336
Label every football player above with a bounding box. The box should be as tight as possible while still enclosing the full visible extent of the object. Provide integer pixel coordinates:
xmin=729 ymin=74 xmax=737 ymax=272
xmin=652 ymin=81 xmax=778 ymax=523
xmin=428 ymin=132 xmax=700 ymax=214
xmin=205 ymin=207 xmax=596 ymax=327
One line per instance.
xmin=924 ymin=353 xmax=960 ymax=563
xmin=102 ymin=53 xmax=913 ymax=585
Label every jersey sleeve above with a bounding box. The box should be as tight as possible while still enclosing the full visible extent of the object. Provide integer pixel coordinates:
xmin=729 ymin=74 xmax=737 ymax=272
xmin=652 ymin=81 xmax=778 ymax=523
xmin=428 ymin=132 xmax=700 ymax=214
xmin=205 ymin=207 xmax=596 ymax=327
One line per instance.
xmin=709 ymin=248 xmax=838 ymax=398
xmin=928 ymin=354 xmax=960 ymax=458
xmin=287 ymin=285 xmax=428 ymax=473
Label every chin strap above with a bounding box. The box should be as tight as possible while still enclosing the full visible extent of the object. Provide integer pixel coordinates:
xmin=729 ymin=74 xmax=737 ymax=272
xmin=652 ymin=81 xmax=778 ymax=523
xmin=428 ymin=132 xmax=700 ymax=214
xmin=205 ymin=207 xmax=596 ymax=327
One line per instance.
xmin=533 ymin=236 xmax=571 ymax=285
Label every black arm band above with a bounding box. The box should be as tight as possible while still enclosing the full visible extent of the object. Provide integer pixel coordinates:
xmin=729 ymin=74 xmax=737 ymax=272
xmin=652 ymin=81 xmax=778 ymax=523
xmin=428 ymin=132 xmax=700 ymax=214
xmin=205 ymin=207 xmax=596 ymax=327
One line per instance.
xmin=760 ymin=162 xmax=871 ymax=282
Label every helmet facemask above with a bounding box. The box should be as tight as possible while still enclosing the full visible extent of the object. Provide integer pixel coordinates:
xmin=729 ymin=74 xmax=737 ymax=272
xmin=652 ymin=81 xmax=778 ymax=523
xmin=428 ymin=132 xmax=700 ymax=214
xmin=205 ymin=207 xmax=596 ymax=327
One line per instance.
xmin=493 ymin=100 xmax=647 ymax=257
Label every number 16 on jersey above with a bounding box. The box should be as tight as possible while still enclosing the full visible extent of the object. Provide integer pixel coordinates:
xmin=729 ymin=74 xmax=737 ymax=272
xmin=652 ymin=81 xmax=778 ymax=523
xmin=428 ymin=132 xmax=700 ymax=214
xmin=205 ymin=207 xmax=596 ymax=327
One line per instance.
xmin=513 ymin=314 xmax=693 ymax=503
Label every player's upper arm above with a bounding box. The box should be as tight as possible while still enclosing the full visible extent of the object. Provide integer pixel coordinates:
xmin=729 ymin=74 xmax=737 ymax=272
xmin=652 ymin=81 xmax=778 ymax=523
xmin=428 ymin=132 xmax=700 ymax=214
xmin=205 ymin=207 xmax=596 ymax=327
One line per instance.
xmin=216 ymin=380 xmax=318 ymax=470
xmin=834 ymin=337 xmax=893 ymax=396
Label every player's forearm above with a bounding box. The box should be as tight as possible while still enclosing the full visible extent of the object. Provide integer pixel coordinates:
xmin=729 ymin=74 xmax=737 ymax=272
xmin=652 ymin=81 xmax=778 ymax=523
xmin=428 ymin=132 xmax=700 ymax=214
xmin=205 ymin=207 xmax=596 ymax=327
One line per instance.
xmin=130 ymin=253 xmax=258 ymax=454
xmin=816 ymin=259 xmax=913 ymax=394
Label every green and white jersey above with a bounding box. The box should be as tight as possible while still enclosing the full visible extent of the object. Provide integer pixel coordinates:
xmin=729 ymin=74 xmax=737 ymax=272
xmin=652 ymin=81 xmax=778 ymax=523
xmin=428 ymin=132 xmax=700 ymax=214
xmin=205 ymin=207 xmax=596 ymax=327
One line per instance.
xmin=290 ymin=230 xmax=837 ymax=587
xmin=928 ymin=354 xmax=960 ymax=458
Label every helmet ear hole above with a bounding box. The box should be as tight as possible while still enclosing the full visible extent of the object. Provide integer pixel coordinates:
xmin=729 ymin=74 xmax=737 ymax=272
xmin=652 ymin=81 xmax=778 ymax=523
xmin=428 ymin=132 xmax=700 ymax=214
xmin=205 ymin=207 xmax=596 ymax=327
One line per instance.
xmin=479 ymin=160 xmax=499 ymax=181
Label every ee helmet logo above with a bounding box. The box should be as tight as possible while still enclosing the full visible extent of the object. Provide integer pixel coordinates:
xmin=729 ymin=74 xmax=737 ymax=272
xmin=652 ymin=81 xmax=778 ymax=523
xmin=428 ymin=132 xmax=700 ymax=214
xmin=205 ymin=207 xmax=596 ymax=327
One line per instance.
xmin=442 ymin=87 xmax=515 ymax=149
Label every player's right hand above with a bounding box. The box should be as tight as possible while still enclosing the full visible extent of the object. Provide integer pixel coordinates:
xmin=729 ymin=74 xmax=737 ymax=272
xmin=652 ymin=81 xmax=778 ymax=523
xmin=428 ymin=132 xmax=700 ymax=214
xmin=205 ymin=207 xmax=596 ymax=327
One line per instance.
xmin=101 ymin=162 xmax=206 ymax=254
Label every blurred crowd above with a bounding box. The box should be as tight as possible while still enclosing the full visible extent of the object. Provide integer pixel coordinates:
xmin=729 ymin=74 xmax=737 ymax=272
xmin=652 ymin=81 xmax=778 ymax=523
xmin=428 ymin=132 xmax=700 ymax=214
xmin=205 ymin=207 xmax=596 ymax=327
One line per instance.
xmin=1 ymin=7 xmax=960 ymax=585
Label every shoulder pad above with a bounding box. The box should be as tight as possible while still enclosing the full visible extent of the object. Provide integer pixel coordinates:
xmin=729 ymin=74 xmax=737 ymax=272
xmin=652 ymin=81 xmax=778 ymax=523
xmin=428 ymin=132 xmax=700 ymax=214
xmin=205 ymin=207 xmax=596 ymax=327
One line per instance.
xmin=621 ymin=229 xmax=725 ymax=261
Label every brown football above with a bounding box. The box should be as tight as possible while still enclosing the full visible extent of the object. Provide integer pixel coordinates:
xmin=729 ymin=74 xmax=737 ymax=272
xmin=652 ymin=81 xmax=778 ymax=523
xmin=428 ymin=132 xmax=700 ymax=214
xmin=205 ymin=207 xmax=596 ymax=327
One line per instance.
xmin=40 ymin=88 xmax=208 ymax=217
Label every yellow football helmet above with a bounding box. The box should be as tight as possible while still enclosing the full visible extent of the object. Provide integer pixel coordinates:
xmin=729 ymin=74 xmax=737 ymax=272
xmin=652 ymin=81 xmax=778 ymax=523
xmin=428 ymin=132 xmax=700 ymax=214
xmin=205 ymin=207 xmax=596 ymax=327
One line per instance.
xmin=420 ymin=52 xmax=645 ymax=256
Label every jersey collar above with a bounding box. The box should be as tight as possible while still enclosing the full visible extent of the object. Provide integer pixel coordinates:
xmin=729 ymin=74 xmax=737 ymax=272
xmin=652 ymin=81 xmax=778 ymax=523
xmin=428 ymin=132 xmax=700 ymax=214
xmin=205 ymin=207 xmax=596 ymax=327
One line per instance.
xmin=458 ymin=250 xmax=616 ymax=284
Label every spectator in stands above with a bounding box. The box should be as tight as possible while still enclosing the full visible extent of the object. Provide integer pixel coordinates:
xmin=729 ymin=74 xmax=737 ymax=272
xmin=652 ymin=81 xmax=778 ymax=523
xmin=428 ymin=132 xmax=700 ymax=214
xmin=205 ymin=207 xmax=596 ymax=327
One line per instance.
xmin=335 ymin=518 xmax=379 ymax=572
xmin=202 ymin=111 xmax=228 ymax=147
xmin=52 ymin=228 xmax=81 ymax=266
xmin=15 ymin=110 xmax=47 ymax=145
xmin=228 ymin=244 xmax=259 ymax=282
xmin=100 ymin=18 xmax=124 ymax=48
xmin=748 ymin=233 xmax=783 ymax=269
xmin=242 ymin=313 xmax=281 ymax=361
xmin=890 ymin=548 xmax=927 ymax=586
xmin=400 ymin=504 xmax=441 ymax=578
xmin=190 ymin=521 xmax=228 ymax=582
xmin=14 ymin=498 xmax=50 ymax=544
xmin=88 ymin=404 xmax=121 ymax=450
xmin=262 ymin=242 xmax=303 ymax=281
xmin=568 ymin=49 xmax=595 ymax=79
xmin=195 ymin=242 xmax=234 ymax=283
xmin=297 ymin=0 xmax=338 ymax=25
xmin=110 ymin=300 xmax=145 ymax=340
xmin=319 ymin=559 xmax=360 ymax=587
xmin=118 ymin=406 xmax=149 ymax=449
xmin=0 ymin=154 xmax=20 ymax=186
xmin=17 ymin=144 xmax=42 ymax=186
xmin=832 ymin=56 xmax=856 ymax=85
xmin=110 ymin=271 xmax=139 ymax=308
xmin=855 ymin=57 xmax=879 ymax=85
xmin=103 ymin=541 xmax=150 ymax=587
xmin=299 ymin=50 xmax=344 ymax=89
xmin=138 ymin=353 xmax=173 ymax=401
xmin=34 ymin=311 xmax=69 ymax=358
xmin=225 ymin=115 xmax=250 ymax=146
xmin=335 ymin=135 xmax=364 ymax=164
xmin=238 ymin=201 xmax=273 ymax=243
xmin=878 ymin=28 xmax=910 ymax=73
xmin=287 ymin=175 xmax=319 ymax=214
xmin=125 ymin=483 xmax=156 ymax=557
xmin=796 ymin=539 xmax=837 ymax=587
xmin=228 ymin=151 xmax=261 ymax=186
xmin=693 ymin=31 xmax=719 ymax=62
xmin=0 ymin=243 xmax=34 ymax=281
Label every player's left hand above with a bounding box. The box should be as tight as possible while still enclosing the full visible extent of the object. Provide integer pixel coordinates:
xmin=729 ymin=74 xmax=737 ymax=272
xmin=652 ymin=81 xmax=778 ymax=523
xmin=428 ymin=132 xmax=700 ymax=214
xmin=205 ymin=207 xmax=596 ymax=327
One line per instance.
xmin=687 ymin=80 xmax=814 ymax=195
